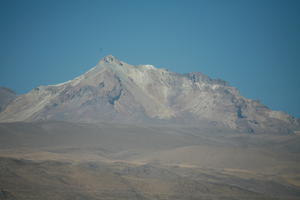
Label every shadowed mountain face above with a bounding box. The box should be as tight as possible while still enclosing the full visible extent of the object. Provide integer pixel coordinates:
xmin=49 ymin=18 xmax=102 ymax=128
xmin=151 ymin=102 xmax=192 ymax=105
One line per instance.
xmin=0 ymin=55 xmax=299 ymax=134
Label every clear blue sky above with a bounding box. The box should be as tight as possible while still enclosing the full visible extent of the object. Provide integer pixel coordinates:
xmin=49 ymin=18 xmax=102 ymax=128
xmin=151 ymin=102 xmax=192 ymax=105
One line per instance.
xmin=0 ymin=0 xmax=299 ymax=117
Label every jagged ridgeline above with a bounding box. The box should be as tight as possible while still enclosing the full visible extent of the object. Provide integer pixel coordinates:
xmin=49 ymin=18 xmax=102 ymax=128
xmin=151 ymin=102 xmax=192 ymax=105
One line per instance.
xmin=0 ymin=55 xmax=299 ymax=134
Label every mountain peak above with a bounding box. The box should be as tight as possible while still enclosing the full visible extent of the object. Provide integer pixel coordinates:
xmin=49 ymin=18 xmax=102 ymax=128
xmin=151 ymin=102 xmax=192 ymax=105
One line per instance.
xmin=97 ymin=55 xmax=125 ymax=67
xmin=100 ymin=55 xmax=120 ymax=64
xmin=0 ymin=56 xmax=299 ymax=134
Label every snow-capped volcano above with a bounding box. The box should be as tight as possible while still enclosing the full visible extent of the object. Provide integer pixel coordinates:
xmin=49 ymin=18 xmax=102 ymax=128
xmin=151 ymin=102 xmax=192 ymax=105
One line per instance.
xmin=0 ymin=55 xmax=299 ymax=134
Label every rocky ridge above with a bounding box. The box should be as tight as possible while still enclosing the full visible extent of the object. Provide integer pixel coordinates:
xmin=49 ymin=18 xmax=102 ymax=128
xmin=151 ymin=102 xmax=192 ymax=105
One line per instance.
xmin=0 ymin=55 xmax=299 ymax=134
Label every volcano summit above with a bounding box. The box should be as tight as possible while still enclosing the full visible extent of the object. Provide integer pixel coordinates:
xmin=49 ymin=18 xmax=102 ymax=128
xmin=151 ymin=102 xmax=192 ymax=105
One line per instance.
xmin=0 ymin=55 xmax=299 ymax=134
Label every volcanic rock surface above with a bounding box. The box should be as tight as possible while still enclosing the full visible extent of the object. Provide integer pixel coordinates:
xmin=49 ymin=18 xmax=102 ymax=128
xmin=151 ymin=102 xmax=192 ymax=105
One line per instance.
xmin=0 ymin=55 xmax=299 ymax=134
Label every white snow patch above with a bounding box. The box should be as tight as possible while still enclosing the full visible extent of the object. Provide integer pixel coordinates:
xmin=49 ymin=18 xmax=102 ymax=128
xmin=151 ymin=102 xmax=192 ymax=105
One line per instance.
xmin=50 ymin=80 xmax=72 ymax=87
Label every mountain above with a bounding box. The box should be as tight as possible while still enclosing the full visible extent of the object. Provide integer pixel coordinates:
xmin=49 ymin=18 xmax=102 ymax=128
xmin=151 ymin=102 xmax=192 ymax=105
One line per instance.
xmin=0 ymin=55 xmax=299 ymax=134
xmin=1 ymin=55 xmax=300 ymax=200
xmin=0 ymin=87 xmax=16 ymax=112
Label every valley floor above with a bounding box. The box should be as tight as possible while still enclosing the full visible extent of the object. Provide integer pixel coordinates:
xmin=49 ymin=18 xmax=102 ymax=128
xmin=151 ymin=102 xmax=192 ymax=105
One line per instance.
xmin=0 ymin=121 xmax=300 ymax=200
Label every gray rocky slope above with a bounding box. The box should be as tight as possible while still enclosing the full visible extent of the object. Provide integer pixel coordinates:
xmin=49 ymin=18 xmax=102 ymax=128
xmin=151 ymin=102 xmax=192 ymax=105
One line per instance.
xmin=0 ymin=55 xmax=299 ymax=133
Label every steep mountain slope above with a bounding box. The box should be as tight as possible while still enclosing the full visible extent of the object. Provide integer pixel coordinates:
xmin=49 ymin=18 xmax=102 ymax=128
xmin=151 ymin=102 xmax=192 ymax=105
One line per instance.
xmin=0 ymin=87 xmax=16 ymax=112
xmin=0 ymin=55 xmax=299 ymax=133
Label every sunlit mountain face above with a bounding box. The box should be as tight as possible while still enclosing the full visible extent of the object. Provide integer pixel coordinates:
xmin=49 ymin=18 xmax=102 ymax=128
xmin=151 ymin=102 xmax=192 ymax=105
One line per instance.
xmin=1 ymin=55 xmax=299 ymax=134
